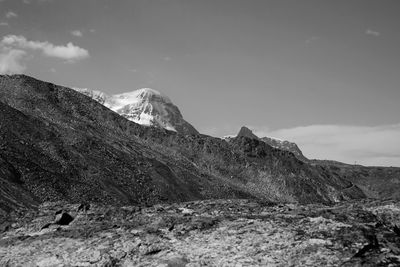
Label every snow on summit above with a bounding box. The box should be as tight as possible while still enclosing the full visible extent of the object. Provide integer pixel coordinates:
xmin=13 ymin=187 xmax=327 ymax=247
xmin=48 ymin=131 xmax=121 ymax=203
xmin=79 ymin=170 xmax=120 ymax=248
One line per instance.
xmin=74 ymin=87 xmax=199 ymax=135
xmin=109 ymin=88 xmax=172 ymax=110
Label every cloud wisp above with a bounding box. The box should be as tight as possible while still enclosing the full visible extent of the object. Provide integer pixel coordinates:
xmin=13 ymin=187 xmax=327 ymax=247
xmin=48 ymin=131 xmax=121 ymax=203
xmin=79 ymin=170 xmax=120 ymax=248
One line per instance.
xmin=365 ymin=29 xmax=380 ymax=37
xmin=0 ymin=35 xmax=89 ymax=74
xmin=71 ymin=30 xmax=83 ymax=37
xmin=22 ymin=0 xmax=53 ymax=4
xmin=0 ymin=48 xmax=27 ymax=74
xmin=252 ymin=124 xmax=400 ymax=167
xmin=1 ymin=35 xmax=89 ymax=61
xmin=305 ymin=36 xmax=319 ymax=44
xmin=5 ymin=11 xmax=18 ymax=19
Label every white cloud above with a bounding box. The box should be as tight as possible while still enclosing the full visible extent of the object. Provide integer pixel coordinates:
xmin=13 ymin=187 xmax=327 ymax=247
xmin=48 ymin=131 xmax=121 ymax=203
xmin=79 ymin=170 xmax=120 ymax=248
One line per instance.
xmin=5 ymin=11 xmax=18 ymax=19
xmin=253 ymin=124 xmax=400 ymax=167
xmin=0 ymin=22 xmax=9 ymax=26
xmin=305 ymin=36 xmax=319 ymax=44
xmin=0 ymin=47 xmax=27 ymax=74
xmin=43 ymin=42 xmax=89 ymax=60
xmin=1 ymin=35 xmax=89 ymax=61
xmin=0 ymin=35 xmax=89 ymax=74
xmin=201 ymin=124 xmax=243 ymax=138
xmin=366 ymin=29 xmax=380 ymax=37
xmin=23 ymin=0 xmax=53 ymax=3
xmin=71 ymin=30 xmax=83 ymax=37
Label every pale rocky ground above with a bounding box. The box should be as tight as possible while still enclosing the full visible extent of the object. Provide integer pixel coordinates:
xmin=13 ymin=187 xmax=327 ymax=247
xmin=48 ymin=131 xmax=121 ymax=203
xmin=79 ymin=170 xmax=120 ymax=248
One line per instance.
xmin=1 ymin=199 xmax=400 ymax=266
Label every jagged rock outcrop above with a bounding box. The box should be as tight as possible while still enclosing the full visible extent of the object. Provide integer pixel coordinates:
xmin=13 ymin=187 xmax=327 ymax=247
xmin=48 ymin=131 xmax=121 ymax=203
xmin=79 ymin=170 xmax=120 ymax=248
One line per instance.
xmin=236 ymin=126 xmax=308 ymax=162
xmin=237 ymin=126 xmax=260 ymax=140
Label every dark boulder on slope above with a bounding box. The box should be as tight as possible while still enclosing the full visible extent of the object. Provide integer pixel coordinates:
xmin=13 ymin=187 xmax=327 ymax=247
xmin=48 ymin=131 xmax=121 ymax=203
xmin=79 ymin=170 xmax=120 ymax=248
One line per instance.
xmin=54 ymin=211 xmax=74 ymax=225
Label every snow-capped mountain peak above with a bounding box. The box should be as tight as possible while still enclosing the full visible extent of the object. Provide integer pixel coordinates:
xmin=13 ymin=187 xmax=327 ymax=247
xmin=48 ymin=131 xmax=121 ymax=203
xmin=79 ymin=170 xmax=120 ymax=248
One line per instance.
xmin=109 ymin=88 xmax=172 ymax=110
xmin=74 ymin=87 xmax=199 ymax=135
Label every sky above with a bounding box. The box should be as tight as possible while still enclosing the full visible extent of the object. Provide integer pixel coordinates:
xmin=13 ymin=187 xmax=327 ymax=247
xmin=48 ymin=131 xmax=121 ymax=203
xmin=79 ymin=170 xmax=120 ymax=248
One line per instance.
xmin=0 ymin=0 xmax=399 ymax=166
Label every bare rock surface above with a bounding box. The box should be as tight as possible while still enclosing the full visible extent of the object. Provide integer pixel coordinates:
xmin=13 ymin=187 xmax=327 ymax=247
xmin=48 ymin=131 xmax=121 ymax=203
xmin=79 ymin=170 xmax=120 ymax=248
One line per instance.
xmin=1 ymin=199 xmax=400 ymax=266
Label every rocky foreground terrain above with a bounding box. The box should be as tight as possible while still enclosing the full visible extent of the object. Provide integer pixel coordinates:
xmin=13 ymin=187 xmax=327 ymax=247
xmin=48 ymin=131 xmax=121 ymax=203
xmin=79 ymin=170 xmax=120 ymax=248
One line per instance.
xmin=1 ymin=199 xmax=400 ymax=266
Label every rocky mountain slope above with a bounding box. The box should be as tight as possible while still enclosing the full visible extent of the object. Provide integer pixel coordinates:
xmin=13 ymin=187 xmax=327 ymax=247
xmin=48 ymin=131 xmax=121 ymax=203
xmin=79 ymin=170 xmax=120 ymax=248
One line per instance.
xmin=74 ymin=89 xmax=400 ymax=202
xmin=75 ymin=87 xmax=199 ymax=135
xmin=0 ymin=74 xmax=368 ymax=217
xmin=0 ymin=75 xmax=252 ymax=215
xmin=233 ymin=127 xmax=400 ymax=201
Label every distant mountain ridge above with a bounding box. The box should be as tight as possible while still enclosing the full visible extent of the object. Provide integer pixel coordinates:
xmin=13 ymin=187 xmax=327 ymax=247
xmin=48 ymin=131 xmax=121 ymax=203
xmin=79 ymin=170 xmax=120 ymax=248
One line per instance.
xmin=74 ymin=87 xmax=199 ymax=135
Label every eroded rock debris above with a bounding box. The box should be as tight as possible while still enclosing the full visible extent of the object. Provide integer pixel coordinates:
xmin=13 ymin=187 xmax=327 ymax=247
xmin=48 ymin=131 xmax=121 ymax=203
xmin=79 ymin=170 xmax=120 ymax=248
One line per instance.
xmin=1 ymin=199 xmax=400 ymax=266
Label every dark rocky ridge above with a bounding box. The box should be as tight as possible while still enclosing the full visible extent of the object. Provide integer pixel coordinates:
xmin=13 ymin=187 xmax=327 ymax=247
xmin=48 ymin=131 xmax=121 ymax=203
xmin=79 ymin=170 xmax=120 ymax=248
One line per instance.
xmin=237 ymin=126 xmax=308 ymax=162
xmin=0 ymin=74 xmax=376 ymax=217
xmin=260 ymin=136 xmax=308 ymax=162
